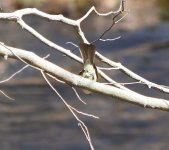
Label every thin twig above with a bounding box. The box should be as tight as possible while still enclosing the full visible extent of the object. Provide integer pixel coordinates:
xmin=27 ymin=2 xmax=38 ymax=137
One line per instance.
xmin=97 ymin=66 xmax=120 ymax=70
xmin=99 ymin=36 xmax=121 ymax=42
xmin=0 ymin=65 xmax=29 ymax=84
xmin=41 ymin=71 xmax=95 ymax=150
xmin=102 ymin=81 xmax=141 ymax=85
xmin=0 ymin=90 xmax=14 ymax=100
xmin=72 ymin=87 xmax=87 ymax=104
xmin=46 ymin=73 xmax=65 ymax=83
xmin=90 ymin=0 xmax=126 ymax=44
xmin=70 ymin=105 xmax=99 ymax=119
xmin=66 ymin=42 xmax=79 ymax=54
xmin=66 ymin=42 xmax=78 ymax=48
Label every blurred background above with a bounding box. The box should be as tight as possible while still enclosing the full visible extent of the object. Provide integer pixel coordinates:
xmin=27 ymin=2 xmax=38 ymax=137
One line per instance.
xmin=0 ymin=0 xmax=169 ymax=150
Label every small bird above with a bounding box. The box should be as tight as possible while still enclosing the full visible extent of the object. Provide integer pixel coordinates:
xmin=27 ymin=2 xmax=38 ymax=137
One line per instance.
xmin=79 ymin=43 xmax=98 ymax=94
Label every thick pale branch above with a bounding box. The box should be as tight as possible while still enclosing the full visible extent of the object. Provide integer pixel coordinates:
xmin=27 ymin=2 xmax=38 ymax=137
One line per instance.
xmin=0 ymin=45 xmax=169 ymax=112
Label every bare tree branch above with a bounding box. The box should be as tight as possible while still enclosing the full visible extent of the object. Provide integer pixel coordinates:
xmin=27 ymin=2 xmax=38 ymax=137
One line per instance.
xmin=0 ymin=3 xmax=169 ymax=149
xmin=0 ymin=2 xmax=129 ymax=91
xmin=0 ymin=44 xmax=169 ymax=112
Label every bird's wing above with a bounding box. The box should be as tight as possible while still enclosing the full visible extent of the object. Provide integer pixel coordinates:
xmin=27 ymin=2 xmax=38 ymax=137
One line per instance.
xmin=79 ymin=43 xmax=96 ymax=64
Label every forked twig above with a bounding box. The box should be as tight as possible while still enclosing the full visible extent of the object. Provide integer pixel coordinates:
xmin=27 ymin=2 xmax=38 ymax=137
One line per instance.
xmin=91 ymin=0 xmax=127 ymax=44
xmin=0 ymin=43 xmax=50 ymax=100
xmin=41 ymin=71 xmax=98 ymax=150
